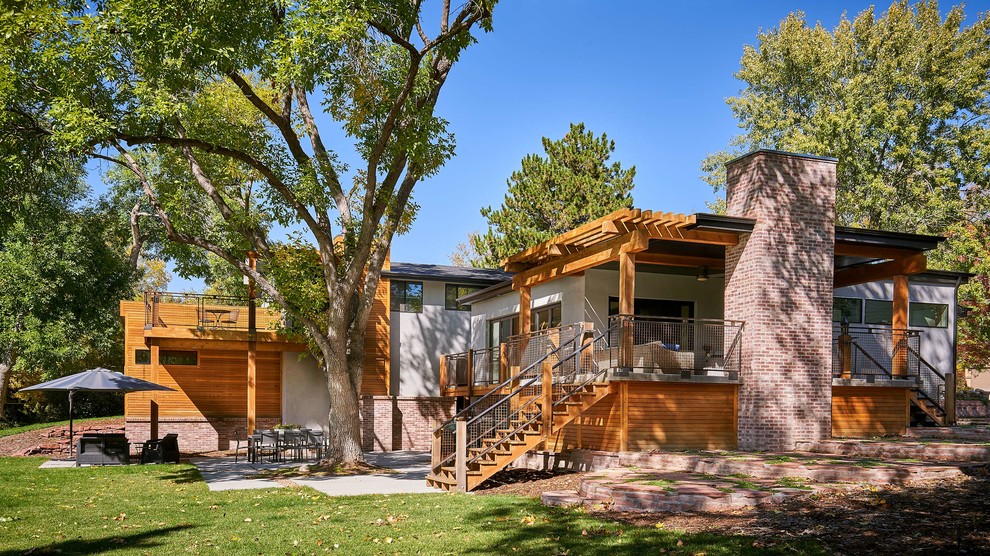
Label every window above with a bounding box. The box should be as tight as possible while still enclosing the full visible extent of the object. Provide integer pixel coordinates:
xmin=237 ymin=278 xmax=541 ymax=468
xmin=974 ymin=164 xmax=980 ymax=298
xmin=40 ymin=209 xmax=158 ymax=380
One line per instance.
xmin=607 ymin=297 xmax=695 ymax=319
xmin=531 ymin=304 xmax=562 ymax=331
xmin=135 ymin=349 xmax=151 ymax=365
xmin=864 ymin=299 xmax=893 ymax=325
xmin=445 ymin=284 xmax=481 ymax=311
xmin=487 ymin=314 xmax=518 ymax=349
xmin=390 ymin=281 xmax=423 ymax=313
xmin=909 ymin=302 xmax=948 ymax=328
xmin=832 ymin=297 xmax=863 ymax=323
xmin=159 ymin=350 xmax=197 ymax=366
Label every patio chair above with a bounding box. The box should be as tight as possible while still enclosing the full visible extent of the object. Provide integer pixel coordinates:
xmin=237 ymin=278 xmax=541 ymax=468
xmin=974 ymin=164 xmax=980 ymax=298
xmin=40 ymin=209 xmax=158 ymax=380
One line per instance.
xmin=279 ymin=429 xmax=305 ymax=462
xmin=220 ymin=308 xmax=240 ymax=329
xmin=300 ymin=429 xmax=325 ymax=461
xmin=140 ymin=433 xmax=180 ymax=464
xmin=252 ymin=430 xmax=280 ymax=463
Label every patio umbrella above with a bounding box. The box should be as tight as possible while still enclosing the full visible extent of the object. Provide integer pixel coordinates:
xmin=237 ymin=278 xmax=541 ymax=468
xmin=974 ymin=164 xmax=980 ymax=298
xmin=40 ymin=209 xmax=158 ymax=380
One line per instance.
xmin=20 ymin=367 xmax=174 ymax=457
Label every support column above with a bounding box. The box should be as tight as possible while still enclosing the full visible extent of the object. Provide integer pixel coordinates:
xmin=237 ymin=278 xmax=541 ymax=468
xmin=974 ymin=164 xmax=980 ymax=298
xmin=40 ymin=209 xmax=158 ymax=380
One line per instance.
xmin=892 ymin=274 xmax=909 ymax=378
xmin=519 ymin=286 xmax=532 ymax=335
xmin=149 ymin=339 xmax=160 ymax=440
xmin=247 ymin=251 xmax=258 ymax=435
xmin=724 ymin=150 xmax=837 ymax=451
xmin=618 ymin=252 xmax=635 ymax=368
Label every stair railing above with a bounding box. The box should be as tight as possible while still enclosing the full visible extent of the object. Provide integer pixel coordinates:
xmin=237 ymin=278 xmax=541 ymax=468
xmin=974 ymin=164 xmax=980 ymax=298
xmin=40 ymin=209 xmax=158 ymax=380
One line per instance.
xmin=907 ymin=344 xmax=946 ymax=416
xmin=431 ymin=323 xmax=588 ymax=472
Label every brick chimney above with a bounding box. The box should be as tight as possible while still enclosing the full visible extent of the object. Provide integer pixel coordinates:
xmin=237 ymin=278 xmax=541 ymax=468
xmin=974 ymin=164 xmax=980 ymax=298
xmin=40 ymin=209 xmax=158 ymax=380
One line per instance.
xmin=723 ymin=150 xmax=837 ymax=451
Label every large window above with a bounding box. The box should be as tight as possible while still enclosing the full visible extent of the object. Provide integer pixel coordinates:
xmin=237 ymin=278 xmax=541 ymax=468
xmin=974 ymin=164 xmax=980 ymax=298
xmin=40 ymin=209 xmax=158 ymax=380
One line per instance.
xmin=607 ymin=297 xmax=694 ymax=319
xmin=390 ymin=281 xmax=423 ymax=313
xmin=531 ymin=304 xmax=562 ymax=331
xmin=444 ymin=284 xmax=481 ymax=311
xmin=909 ymin=302 xmax=948 ymax=328
xmin=487 ymin=314 xmax=517 ymax=349
xmin=159 ymin=350 xmax=197 ymax=366
xmin=864 ymin=299 xmax=893 ymax=325
xmin=135 ymin=349 xmax=151 ymax=365
xmin=832 ymin=297 xmax=863 ymax=323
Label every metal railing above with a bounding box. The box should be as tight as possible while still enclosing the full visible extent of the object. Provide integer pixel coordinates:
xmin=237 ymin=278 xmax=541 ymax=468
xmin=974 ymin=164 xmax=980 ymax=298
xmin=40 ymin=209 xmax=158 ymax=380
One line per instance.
xmin=831 ymin=324 xmax=921 ymax=381
xmin=143 ymin=291 xmax=282 ymax=331
xmin=601 ymin=315 xmax=744 ymax=376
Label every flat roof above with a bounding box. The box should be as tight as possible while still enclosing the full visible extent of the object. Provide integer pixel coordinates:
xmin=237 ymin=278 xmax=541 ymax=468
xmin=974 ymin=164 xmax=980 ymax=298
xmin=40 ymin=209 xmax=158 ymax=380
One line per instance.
xmin=383 ymin=262 xmax=512 ymax=285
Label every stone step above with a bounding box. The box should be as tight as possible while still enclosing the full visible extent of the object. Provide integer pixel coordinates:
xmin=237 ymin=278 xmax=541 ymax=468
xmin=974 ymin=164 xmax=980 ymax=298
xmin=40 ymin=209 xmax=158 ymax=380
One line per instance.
xmin=795 ymin=439 xmax=990 ymax=463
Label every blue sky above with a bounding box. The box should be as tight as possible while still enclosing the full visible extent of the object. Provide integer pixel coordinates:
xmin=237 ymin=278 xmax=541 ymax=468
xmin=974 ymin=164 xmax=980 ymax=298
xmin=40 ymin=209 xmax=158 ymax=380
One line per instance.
xmin=96 ymin=1 xmax=990 ymax=291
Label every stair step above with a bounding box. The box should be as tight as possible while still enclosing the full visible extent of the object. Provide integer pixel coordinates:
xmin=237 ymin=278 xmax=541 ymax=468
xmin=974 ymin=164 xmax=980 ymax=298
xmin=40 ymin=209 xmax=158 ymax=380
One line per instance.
xmin=426 ymin=473 xmax=456 ymax=486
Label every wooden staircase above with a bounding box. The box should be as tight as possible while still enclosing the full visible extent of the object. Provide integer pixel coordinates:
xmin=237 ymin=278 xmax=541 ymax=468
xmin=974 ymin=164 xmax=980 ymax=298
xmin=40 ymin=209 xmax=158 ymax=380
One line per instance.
xmin=426 ymin=382 xmax=613 ymax=492
xmin=910 ymin=390 xmax=947 ymax=426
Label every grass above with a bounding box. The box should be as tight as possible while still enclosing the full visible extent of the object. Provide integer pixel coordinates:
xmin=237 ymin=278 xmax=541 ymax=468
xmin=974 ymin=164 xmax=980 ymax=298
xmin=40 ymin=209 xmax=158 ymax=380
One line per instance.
xmin=0 ymin=457 xmax=827 ymax=555
xmin=631 ymin=479 xmax=677 ymax=492
xmin=775 ymin=477 xmax=813 ymax=491
xmin=0 ymin=416 xmax=121 ymax=438
xmin=764 ymin=455 xmax=798 ymax=465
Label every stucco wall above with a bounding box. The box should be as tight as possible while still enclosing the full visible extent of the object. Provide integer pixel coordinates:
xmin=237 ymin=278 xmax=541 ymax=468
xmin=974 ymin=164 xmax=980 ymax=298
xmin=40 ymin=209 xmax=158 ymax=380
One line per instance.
xmin=281 ymin=351 xmax=330 ymax=430
xmin=583 ymin=268 xmax=726 ymax=331
xmin=468 ymin=276 xmax=583 ymax=350
xmin=390 ymin=279 xmax=471 ymax=396
xmin=834 ymin=280 xmax=957 ymax=376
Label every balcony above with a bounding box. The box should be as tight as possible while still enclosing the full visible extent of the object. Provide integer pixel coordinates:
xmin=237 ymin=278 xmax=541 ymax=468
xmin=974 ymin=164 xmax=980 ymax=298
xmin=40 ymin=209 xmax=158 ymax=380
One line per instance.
xmin=440 ymin=317 xmax=744 ymax=396
xmin=141 ymin=291 xmax=296 ymax=346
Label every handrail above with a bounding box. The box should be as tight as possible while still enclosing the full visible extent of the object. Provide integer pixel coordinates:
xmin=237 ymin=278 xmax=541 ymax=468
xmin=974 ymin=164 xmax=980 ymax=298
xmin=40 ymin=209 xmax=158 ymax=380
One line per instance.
xmin=906 ymin=345 xmax=945 ymax=380
xmin=432 ymin=323 xmax=586 ymax=434
xmin=850 ymin=341 xmax=893 ymax=377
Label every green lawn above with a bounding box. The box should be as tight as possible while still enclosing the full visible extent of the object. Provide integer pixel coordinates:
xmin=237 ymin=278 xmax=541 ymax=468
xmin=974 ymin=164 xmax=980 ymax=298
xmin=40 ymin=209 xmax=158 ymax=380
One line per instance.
xmin=0 ymin=457 xmax=827 ymax=555
xmin=0 ymin=415 xmax=122 ymax=438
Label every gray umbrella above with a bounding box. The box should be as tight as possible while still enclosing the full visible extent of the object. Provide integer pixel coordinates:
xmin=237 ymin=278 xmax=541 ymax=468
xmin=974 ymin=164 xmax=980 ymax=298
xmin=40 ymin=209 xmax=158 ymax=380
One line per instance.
xmin=20 ymin=368 xmax=174 ymax=457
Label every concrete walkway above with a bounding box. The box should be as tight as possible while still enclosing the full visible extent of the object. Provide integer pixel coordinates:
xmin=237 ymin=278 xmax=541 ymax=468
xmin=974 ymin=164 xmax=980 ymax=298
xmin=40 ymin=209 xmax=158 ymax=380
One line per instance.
xmin=190 ymin=451 xmax=438 ymax=495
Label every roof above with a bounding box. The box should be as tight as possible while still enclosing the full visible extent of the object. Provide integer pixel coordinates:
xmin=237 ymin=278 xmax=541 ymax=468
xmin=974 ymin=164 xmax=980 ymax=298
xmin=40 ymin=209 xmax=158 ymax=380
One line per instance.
xmin=383 ymin=262 xmax=512 ymax=285
xmin=835 ymin=226 xmax=945 ymax=252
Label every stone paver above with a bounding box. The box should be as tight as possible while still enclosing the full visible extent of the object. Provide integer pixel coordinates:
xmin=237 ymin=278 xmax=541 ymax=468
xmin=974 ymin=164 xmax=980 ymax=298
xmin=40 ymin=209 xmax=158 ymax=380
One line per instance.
xmin=191 ymin=450 xmax=436 ymax=495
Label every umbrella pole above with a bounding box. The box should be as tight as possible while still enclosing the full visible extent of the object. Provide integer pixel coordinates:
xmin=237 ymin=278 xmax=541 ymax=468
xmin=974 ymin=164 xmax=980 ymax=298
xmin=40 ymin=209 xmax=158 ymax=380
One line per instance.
xmin=68 ymin=390 xmax=75 ymax=459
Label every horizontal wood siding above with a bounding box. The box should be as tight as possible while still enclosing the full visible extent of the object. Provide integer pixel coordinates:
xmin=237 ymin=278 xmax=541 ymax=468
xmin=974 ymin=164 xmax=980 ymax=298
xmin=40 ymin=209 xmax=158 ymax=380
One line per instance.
xmin=832 ymin=385 xmax=908 ymax=437
xmin=552 ymin=382 xmax=738 ymax=452
xmin=362 ymin=277 xmax=390 ymax=396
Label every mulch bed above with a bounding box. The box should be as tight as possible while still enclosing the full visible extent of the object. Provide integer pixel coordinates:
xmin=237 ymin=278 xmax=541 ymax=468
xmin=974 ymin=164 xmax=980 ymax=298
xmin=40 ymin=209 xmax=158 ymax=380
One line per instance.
xmin=475 ymin=466 xmax=990 ymax=554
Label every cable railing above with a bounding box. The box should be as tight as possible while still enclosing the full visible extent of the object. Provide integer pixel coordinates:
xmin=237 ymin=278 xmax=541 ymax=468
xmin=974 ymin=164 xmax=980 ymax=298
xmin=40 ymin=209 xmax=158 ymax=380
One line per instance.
xmin=143 ymin=291 xmax=282 ymax=332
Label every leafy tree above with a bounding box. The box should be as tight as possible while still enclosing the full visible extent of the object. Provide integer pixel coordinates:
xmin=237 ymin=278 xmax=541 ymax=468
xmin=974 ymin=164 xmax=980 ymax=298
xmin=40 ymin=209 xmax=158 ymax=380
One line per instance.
xmin=2 ymin=1 xmax=495 ymax=461
xmin=702 ymin=1 xmax=990 ymax=375
xmin=470 ymin=123 xmax=636 ymax=268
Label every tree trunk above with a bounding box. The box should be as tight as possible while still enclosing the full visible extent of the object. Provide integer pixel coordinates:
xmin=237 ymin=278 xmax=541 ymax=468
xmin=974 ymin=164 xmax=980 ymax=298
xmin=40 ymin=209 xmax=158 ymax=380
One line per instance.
xmin=0 ymin=357 xmax=11 ymax=420
xmin=324 ymin=354 xmax=364 ymax=463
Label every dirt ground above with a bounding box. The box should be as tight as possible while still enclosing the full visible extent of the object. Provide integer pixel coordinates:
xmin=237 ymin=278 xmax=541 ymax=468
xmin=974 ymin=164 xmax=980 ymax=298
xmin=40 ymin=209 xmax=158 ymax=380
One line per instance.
xmin=475 ymin=467 xmax=990 ymax=555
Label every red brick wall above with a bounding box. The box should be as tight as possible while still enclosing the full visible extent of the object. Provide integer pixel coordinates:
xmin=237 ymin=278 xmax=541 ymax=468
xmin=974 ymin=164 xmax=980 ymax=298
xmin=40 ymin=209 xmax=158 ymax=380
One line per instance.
xmin=360 ymin=396 xmax=455 ymax=451
xmin=125 ymin=417 xmax=280 ymax=453
xmin=724 ymin=150 xmax=837 ymax=450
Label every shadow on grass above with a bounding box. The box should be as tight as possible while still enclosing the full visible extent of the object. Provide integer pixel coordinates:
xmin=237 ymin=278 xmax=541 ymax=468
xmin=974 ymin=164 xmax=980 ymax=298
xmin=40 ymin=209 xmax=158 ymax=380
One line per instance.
xmin=0 ymin=524 xmax=194 ymax=556
xmin=452 ymin=497 xmax=823 ymax=555
xmin=153 ymin=465 xmax=204 ymax=484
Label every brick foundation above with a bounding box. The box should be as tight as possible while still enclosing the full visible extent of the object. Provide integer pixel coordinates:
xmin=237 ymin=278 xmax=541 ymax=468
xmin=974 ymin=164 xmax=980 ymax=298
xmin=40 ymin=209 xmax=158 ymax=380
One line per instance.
xmin=724 ymin=150 xmax=837 ymax=450
xmin=125 ymin=417 xmax=280 ymax=453
xmin=360 ymin=396 xmax=455 ymax=452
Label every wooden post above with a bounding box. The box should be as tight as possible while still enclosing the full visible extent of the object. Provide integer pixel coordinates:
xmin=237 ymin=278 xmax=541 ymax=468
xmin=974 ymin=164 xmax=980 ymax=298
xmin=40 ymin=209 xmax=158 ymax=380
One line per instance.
xmin=519 ymin=287 xmax=532 ymax=335
xmin=619 ymin=381 xmax=629 ymax=452
xmin=466 ymin=349 xmax=474 ymax=398
xmin=455 ymin=417 xmax=468 ymax=492
xmin=247 ymin=251 xmax=257 ymax=335
xmin=149 ymin=339 xmax=160 ymax=440
xmin=542 ymin=359 xmax=553 ymax=436
xmin=439 ymin=356 xmax=448 ymax=396
xmin=619 ymin=252 xmax=635 ymax=368
xmin=892 ymin=275 xmax=909 ymax=378
xmin=431 ymin=421 xmax=441 ymax=468
xmin=945 ymin=372 xmax=956 ymax=425
xmin=247 ymin=346 xmax=257 ymax=435
xmin=839 ymin=321 xmax=852 ymax=379
xmin=499 ymin=343 xmax=509 ymax=384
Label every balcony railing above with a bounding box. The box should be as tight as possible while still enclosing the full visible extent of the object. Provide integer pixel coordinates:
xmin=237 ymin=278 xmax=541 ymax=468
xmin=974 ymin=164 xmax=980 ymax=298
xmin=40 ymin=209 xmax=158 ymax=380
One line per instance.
xmin=440 ymin=317 xmax=743 ymax=393
xmin=143 ymin=291 xmax=282 ymax=332
xmin=831 ymin=324 xmax=921 ymax=381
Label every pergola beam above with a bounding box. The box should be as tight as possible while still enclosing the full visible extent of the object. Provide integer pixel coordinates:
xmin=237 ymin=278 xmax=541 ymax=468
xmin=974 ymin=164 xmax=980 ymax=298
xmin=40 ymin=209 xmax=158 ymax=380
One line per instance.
xmin=512 ymin=231 xmax=649 ymax=289
xmin=833 ymin=254 xmax=927 ymax=288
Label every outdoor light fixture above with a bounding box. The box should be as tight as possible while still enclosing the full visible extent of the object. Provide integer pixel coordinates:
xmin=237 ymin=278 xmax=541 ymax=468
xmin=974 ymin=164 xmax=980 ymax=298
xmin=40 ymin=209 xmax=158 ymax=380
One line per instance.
xmin=696 ymin=267 xmax=709 ymax=282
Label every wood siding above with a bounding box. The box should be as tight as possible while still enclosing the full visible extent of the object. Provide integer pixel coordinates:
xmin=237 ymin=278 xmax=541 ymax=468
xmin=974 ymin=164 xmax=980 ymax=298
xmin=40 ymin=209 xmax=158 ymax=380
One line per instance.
xmin=832 ymin=385 xmax=909 ymax=437
xmin=363 ymin=276 xmax=390 ymax=396
xmin=548 ymin=382 xmax=738 ymax=451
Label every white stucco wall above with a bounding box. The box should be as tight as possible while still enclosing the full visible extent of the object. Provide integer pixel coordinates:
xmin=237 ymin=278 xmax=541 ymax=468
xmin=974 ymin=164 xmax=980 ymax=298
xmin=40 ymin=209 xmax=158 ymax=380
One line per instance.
xmin=468 ymin=276 xmax=584 ymax=350
xmin=281 ymin=351 xmax=330 ymax=431
xmin=582 ymin=268 xmax=726 ymax=331
xmin=833 ymin=279 xmax=957 ymax=375
xmin=390 ymin=280 xmax=472 ymax=396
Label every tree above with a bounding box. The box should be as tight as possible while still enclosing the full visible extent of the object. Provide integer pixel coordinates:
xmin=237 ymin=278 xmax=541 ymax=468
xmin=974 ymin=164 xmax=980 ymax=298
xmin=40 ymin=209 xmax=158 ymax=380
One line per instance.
xmin=469 ymin=123 xmax=636 ymax=268
xmin=702 ymin=1 xmax=990 ymax=375
xmin=2 ymin=1 xmax=495 ymax=461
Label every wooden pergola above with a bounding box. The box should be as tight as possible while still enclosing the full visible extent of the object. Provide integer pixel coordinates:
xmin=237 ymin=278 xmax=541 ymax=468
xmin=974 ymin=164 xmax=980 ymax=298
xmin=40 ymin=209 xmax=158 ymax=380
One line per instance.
xmin=498 ymin=207 xmax=939 ymax=377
